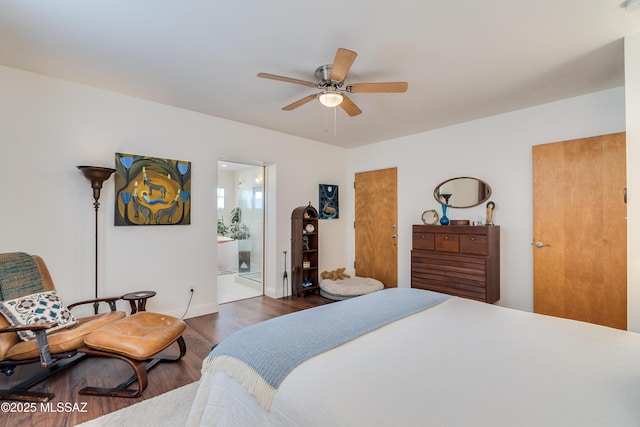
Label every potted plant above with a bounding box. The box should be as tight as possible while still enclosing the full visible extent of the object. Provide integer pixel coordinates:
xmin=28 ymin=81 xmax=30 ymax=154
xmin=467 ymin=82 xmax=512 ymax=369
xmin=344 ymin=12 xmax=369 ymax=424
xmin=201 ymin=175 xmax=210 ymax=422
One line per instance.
xmin=217 ymin=217 xmax=229 ymax=236
xmin=228 ymin=207 xmax=250 ymax=241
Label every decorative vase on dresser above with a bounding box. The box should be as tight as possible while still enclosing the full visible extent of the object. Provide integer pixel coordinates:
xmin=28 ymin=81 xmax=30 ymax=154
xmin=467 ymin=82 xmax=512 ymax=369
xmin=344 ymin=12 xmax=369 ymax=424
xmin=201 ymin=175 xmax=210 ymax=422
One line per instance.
xmin=411 ymin=224 xmax=500 ymax=303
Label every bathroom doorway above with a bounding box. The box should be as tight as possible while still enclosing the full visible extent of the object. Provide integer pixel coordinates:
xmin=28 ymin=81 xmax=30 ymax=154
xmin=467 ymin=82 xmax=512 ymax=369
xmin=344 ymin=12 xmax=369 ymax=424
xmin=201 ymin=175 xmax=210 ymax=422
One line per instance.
xmin=217 ymin=160 xmax=264 ymax=303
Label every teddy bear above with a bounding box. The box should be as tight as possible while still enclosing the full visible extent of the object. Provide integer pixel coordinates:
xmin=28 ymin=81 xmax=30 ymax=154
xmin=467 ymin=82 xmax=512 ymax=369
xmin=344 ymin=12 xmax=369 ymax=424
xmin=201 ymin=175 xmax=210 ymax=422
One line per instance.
xmin=321 ymin=267 xmax=351 ymax=281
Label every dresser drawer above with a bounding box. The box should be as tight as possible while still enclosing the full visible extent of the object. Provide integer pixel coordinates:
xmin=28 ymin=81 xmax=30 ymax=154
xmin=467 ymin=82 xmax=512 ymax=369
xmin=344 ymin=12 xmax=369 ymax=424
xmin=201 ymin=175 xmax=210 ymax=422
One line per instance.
xmin=411 ymin=251 xmax=487 ymax=301
xmin=413 ymin=232 xmax=434 ymax=250
xmin=459 ymin=234 xmax=488 ymax=255
xmin=435 ymin=233 xmax=459 ymax=252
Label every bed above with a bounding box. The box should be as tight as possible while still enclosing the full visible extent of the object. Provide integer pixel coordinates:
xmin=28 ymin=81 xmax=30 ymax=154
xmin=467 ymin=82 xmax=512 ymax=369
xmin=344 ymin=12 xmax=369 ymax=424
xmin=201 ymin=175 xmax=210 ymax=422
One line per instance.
xmin=186 ymin=288 xmax=640 ymax=426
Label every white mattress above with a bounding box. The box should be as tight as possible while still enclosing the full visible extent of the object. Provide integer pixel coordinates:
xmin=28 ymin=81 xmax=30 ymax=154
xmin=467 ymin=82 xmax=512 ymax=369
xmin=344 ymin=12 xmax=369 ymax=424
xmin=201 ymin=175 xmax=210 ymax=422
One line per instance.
xmin=186 ymin=296 xmax=640 ymax=426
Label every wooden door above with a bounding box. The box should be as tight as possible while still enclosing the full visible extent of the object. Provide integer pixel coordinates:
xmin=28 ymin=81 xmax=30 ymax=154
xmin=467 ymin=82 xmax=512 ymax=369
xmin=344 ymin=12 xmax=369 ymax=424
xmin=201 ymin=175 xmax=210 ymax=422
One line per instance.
xmin=533 ymin=132 xmax=626 ymax=329
xmin=354 ymin=168 xmax=398 ymax=287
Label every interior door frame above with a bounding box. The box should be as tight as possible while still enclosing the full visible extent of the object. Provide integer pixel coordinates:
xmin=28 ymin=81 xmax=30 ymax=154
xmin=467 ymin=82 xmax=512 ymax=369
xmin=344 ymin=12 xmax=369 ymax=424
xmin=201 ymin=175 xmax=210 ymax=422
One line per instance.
xmin=216 ymin=159 xmax=266 ymax=302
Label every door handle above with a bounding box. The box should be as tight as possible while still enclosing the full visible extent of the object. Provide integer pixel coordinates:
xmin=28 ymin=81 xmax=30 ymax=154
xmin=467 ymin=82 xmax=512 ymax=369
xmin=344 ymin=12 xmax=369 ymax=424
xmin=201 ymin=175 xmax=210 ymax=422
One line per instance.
xmin=533 ymin=241 xmax=551 ymax=248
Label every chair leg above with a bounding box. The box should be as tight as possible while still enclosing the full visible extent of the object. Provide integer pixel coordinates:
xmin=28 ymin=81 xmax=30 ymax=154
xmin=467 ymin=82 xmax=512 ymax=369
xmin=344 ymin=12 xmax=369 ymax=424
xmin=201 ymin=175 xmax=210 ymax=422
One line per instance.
xmin=78 ymin=336 xmax=187 ymax=398
xmin=0 ymin=352 xmax=87 ymax=402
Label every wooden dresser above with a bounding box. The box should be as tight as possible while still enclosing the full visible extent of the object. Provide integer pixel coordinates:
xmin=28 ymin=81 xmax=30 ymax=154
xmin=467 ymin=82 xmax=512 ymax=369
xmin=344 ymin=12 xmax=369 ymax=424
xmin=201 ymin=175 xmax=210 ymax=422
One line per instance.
xmin=411 ymin=225 xmax=500 ymax=303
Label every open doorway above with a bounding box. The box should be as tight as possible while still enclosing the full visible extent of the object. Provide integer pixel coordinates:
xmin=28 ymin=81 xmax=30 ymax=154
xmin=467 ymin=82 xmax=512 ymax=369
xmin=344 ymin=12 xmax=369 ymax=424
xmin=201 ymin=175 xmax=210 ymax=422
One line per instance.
xmin=217 ymin=160 xmax=264 ymax=303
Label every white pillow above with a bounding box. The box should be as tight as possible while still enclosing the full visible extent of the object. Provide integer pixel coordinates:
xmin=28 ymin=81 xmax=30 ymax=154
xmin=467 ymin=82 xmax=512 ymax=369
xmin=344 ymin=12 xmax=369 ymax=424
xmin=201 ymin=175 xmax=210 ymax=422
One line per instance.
xmin=0 ymin=291 xmax=77 ymax=341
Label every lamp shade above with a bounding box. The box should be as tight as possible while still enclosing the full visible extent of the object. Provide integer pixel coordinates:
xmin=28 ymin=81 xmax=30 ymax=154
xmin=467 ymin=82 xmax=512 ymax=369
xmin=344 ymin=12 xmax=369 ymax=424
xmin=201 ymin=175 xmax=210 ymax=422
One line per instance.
xmin=318 ymin=91 xmax=344 ymax=108
xmin=77 ymin=165 xmax=116 ymax=203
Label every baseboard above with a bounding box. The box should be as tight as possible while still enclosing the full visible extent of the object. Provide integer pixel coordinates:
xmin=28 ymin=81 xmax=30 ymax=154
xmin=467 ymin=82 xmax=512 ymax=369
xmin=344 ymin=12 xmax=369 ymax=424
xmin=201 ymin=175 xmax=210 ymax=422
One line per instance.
xmin=164 ymin=301 xmax=218 ymax=320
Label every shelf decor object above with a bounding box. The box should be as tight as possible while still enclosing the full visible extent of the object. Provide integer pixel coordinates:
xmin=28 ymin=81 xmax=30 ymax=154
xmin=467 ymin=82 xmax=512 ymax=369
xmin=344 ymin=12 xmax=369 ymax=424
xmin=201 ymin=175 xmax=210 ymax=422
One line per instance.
xmin=439 ymin=204 xmax=450 ymax=225
xmin=438 ymin=193 xmax=452 ymax=226
xmin=421 ymin=209 xmax=439 ymax=225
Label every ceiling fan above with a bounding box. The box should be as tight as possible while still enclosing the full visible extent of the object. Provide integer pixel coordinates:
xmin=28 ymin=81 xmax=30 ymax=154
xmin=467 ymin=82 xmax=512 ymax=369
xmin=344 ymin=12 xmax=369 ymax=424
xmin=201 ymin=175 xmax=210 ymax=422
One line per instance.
xmin=257 ymin=48 xmax=408 ymax=117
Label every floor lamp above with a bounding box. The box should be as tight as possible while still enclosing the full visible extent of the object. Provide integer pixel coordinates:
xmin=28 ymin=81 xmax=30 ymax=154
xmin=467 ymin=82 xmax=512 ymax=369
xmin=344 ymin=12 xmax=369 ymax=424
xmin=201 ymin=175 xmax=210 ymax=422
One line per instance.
xmin=77 ymin=165 xmax=116 ymax=314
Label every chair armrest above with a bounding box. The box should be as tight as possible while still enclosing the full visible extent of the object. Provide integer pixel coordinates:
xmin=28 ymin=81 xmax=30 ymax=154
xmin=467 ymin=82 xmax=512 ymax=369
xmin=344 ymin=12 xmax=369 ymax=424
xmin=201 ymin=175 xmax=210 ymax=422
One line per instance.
xmin=0 ymin=323 xmax=58 ymax=368
xmin=0 ymin=322 xmax=58 ymax=334
xmin=68 ymin=295 xmax=124 ymax=312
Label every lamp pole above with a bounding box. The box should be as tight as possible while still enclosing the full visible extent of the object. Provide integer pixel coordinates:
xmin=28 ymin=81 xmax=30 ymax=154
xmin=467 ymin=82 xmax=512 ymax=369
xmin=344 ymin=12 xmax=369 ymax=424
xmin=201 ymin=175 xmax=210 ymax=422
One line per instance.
xmin=77 ymin=165 xmax=116 ymax=314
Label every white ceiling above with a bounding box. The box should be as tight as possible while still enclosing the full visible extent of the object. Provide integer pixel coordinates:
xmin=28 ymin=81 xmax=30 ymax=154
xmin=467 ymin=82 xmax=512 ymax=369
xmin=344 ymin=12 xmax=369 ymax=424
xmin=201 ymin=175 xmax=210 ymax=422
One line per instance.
xmin=1 ymin=1 xmax=639 ymax=148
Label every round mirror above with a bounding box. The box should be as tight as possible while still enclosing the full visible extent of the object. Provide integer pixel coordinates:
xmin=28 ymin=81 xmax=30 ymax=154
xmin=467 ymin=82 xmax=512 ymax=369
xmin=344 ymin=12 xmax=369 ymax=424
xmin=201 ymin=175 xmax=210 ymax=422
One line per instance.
xmin=434 ymin=177 xmax=491 ymax=208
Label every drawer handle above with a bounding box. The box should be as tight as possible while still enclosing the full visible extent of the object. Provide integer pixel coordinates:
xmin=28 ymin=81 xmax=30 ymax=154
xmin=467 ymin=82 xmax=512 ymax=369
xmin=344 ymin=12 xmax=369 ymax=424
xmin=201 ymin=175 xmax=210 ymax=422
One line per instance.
xmin=442 ymin=236 xmax=450 ymax=240
xmin=468 ymin=237 xmax=476 ymax=241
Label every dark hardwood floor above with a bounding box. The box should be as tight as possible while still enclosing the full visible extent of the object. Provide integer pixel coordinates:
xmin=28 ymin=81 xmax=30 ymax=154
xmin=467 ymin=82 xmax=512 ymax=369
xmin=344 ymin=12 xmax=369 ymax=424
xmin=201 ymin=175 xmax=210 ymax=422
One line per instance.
xmin=1 ymin=294 xmax=332 ymax=427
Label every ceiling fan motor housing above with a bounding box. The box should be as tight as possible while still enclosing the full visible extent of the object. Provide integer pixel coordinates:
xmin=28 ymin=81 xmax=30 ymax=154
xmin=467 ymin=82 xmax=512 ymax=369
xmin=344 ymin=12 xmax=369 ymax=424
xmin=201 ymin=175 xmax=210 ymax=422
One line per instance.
xmin=315 ymin=64 xmax=342 ymax=88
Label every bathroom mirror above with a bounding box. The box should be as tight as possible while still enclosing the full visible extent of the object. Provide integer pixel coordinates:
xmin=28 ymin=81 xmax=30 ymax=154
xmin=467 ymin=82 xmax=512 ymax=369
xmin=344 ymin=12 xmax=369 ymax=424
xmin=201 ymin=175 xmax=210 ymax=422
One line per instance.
xmin=434 ymin=177 xmax=491 ymax=208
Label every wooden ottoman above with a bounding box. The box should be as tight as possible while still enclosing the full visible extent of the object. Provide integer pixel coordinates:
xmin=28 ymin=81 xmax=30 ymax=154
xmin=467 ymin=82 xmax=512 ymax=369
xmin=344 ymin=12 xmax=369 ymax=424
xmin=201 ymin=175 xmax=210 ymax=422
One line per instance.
xmin=79 ymin=311 xmax=187 ymax=397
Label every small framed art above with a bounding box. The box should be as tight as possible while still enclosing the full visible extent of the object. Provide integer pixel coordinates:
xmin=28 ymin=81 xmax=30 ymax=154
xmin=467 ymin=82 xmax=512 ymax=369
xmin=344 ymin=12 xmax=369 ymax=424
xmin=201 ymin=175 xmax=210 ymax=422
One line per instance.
xmin=319 ymin=184 xmax=339 ymax=219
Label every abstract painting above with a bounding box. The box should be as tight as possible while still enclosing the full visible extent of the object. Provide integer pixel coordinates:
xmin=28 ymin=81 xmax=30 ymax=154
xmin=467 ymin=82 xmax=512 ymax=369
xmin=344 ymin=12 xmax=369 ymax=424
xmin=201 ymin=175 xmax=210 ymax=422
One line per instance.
xmin=319 ymin=184 xmax=339 ymax=219
xmin=114 ymin=153 xmax=191 ymax=226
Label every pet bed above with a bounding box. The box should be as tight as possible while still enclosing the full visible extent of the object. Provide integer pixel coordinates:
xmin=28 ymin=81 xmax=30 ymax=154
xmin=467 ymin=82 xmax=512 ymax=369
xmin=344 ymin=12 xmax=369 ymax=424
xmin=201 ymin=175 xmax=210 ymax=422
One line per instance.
xmin=319 ymin=276 xmax=383 ymax=300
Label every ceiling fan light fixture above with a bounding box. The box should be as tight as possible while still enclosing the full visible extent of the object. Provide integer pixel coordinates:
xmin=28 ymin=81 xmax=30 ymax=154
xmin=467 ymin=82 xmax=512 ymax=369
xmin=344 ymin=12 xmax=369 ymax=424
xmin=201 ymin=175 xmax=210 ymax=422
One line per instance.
xmin=318 ymin=90 xmax=344 ymax=108
xmin=622 ymin=0 xmax=640 ymax=11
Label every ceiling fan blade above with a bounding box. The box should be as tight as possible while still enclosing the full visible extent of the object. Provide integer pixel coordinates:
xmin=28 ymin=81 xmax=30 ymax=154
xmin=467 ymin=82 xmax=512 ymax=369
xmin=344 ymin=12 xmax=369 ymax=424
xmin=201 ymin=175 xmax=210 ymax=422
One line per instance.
xmin=282 ymin=94 xmax=317 ymax=111
xmin=257 ymin=73 xmax=316 ymax=88
xmin=339 ymin=94 xmax=362 ymax=117
xmin=330 ymin=48 xmax=357 ymax=82
xmin=347 ymin=82 xmax=409 ymax=93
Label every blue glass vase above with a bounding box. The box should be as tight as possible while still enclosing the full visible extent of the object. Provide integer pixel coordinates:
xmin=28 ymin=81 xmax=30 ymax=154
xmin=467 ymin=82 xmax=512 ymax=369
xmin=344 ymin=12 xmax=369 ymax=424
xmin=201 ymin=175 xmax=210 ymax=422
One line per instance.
xmin=439 ymin=204 xmax=450 ymax=225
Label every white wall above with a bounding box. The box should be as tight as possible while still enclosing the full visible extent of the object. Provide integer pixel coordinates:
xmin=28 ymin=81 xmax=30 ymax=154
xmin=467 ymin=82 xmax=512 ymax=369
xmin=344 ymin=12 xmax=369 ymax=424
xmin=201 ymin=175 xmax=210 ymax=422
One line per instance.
xmin=0 ymin=65 xmax=350 ymax=318
xmin=347 ymin=87 xmax=626 ymax=312
xmin=1 ymin=63 xmax=633 ymax=325
xmin=626 ymin=33 xmax=640 ymax=331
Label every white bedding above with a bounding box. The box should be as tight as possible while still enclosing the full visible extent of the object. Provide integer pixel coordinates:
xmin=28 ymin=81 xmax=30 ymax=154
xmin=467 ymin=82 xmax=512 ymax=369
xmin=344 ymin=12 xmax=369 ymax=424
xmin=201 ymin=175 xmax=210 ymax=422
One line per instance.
xmin=186 ymin=295 xmax=640 ymax=427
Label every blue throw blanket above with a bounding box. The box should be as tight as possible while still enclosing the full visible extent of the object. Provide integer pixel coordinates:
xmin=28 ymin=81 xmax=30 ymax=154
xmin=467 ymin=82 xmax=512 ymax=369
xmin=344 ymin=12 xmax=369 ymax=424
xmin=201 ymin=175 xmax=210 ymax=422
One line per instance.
xmin=201 ymin=288 xmax=450 ymax=409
